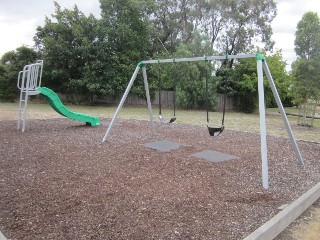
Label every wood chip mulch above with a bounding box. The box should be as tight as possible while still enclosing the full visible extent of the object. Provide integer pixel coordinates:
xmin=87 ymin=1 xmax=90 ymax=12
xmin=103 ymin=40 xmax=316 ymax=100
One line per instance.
xmin=0 ymin=118 xmax=319 ymax=240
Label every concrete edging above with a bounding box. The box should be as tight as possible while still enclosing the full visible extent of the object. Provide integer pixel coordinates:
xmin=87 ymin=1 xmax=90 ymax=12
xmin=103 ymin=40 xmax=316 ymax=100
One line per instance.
xmin=244 ymin=182 xmax=320 ymax=240
xmin=0 ymin=231 xmax=6 ymax=240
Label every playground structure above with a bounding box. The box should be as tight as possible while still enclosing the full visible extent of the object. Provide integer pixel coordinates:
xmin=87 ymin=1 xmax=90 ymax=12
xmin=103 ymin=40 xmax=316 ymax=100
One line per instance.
xmin=17 ymin=60 xmax=99 ymax=132
xmin=103 ymin=53 xmax=304 ymax=189
xmin=297 ymin=99 xmax=318 ymax=127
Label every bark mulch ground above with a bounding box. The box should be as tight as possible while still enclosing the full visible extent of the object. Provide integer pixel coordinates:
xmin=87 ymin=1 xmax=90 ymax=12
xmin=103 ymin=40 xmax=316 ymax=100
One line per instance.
xmin=0 ymin=118 xmax=319 ymax=240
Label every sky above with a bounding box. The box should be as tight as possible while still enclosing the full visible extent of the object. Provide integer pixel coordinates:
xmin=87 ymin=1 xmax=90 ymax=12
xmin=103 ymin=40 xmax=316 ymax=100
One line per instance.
xmin=0 ymin=0 xmax=319 ymax=71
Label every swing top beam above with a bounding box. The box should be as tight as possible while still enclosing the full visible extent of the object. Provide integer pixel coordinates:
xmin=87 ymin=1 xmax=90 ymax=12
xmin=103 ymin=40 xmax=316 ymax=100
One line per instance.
xmin=141 ymin=53 xmax=259 ymax=65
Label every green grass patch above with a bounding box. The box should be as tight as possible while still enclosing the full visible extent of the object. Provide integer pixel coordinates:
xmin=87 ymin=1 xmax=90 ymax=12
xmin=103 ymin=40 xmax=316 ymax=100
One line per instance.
xmin=1 ymin=102 xmax=319 ymax=142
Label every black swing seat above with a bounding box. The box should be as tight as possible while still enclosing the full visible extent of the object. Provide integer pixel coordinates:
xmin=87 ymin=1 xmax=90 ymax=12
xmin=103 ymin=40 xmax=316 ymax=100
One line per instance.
xmin=168 ymin=117 xmax=176 ymax=123
xmin=159 ymin=115 xmax=176 ymax=124
xmin=207 ymin=125 xmax=224 ymax=137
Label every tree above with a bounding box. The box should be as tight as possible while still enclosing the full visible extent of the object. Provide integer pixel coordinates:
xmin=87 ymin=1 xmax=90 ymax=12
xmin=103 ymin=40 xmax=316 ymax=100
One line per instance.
xmin=0 ymin=64 xmax=8 ymax=100
xmin=148 ymin=0 xmax=277 ymax=63
xmin=230 ymin=51 xmax=292 ymax=113
xmin=291 ymin=57 xmax=320 ymax=103
xmin=29 ymin=0 xmax=278 ymax=108
xmin=149 ymin=0 xmax=195 ymax=56
xmin=34 ymin=2 xmax=103 ymax=103
xmin=34 ymin=0 xmax=153 ymax=103
xmin=292 ymin=12 xmax=320 ymax=105
xmin=230 ymin=57 xmax=258 ymax=113
xmin=99 ymin=0 xmax=153 ymax=97
xmin=198 ymin=0 xmax=277 ymax=55
xmin=174 ymin=31 xmax=218 ymax=110
xmin=146 ymin=0 xmax=277 ymax=111
xmin=294 ymin=12 xmax=320 ymax=60
xmin=263 ymin=51 xmax=293 ymax=107
xmin=0 ymin=46 xmax=38 ymax=101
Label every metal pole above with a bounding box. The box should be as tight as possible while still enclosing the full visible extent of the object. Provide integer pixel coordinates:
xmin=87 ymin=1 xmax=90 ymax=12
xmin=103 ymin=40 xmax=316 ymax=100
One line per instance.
xmin=262 ymin=61 xmax=304 ymax=165
xmin=257 ymin=59 xmax=269 ymax=189
xmin=17 ymin=68 xmax=27 ymax=130
xmin=22 ymin=66 xmax=32 ymax=132
xmin=142 ymin=54 xmax=257 ymax=65
xmin=37 ymin=60 xmax=43 ymax=87
xmin=142 ymin=66 xmax=156 ymax=135
xmin=102 ymin=65 xmax=141 ymax=142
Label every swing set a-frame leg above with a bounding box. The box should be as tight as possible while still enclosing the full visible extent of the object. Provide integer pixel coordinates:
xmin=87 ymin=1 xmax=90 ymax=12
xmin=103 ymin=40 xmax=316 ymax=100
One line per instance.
xmin=102 ymin=64 xmax=156 ymax=142
xmin=257 ymin=58 xmax=304 ymax=189
xmin=102 ymin=65 xmax=141 ymax=142
xmin=262 ymin=61 xmax=304 ymax=165
xmin=142 ymin=66 xmax=156 ymax=135
xmin=257 ymin=59 xmax=269 ymax=189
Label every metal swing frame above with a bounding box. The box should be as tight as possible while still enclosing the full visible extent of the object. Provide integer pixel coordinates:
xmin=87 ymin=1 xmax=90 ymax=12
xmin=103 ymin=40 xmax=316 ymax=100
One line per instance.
xmin=102 ymin=53 xmax=304 ymax=189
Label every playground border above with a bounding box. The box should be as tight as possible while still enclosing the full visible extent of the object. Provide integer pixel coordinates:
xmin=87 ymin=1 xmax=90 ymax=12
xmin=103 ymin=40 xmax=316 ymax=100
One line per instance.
xmin=0 ymin=183 xmax=319 ymax=240
xmin=244 ymin=181 xmax=320 ymax=240
xmin=0 ymin=231 xmax=6 ymax=240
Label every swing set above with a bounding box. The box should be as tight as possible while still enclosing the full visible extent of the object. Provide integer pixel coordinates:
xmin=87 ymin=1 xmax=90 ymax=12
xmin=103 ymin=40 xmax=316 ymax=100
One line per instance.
xmin=102 ymin=53 xmax=304 ymax=189
xmin=156 ymin=56 xmax=227 ymax=136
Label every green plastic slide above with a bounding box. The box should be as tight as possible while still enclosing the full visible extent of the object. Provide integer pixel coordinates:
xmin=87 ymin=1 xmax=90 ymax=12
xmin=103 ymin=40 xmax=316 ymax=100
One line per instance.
xmin=37 ymin=87 xmax=100 ymax=126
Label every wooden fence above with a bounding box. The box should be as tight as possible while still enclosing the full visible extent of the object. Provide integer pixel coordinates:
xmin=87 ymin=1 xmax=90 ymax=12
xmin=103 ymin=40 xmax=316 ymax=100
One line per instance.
xmin=97 ymin=90 xmax=234 ymax=110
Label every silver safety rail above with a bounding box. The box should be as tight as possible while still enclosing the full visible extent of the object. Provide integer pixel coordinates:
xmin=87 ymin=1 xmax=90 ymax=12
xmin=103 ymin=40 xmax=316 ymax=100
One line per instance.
xmin=17 ymin=60 xmax=43 ymax=132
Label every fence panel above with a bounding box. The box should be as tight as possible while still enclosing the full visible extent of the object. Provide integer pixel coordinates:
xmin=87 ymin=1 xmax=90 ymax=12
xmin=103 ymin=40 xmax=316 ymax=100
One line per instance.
xmin=92 ymin=91 xmax=233 ymax=110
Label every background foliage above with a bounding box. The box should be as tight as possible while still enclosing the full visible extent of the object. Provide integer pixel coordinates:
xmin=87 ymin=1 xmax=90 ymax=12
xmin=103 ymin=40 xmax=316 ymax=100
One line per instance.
xmin=0 ymin=0 xmax=305 ymax=113
xmin=291 ymin=12 xmax=320 ymax=104
xmin=0 ymin=46 xmax=38 ymax=101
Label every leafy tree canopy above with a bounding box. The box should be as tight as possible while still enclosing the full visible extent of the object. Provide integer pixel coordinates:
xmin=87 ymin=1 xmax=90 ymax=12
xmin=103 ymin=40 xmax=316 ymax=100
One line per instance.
xmin=0 ymin=46 xmax=38 ymax=101
xmin=1 ymin=0 xmax=282 ymax=111
xmin=294 ymin=12 xmax=320 ymax=60
xmin=229 ymin=50 xmax=293 ymax=112
xmin=292 ymin=11 xmax=320 ymax=103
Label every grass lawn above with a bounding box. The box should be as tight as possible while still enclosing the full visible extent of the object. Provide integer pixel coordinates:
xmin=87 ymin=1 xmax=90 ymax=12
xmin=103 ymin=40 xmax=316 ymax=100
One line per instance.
xmin=267 ymin=106 xmax=320 ymax=127
xmin=1 ymin=101 xmax=319 ymax=142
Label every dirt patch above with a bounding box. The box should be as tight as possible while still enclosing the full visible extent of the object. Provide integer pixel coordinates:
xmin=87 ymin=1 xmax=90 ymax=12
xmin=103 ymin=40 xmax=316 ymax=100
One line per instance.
xmin=0 ymin=118 xmax=319 ymax=239
xmin=276 ymin=199 xmax=320 ymax=240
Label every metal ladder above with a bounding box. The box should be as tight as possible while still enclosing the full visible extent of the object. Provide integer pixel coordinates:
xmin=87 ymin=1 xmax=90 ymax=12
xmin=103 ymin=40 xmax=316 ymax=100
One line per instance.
xmin=17 ymin=60 xmax=43 ymax=132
